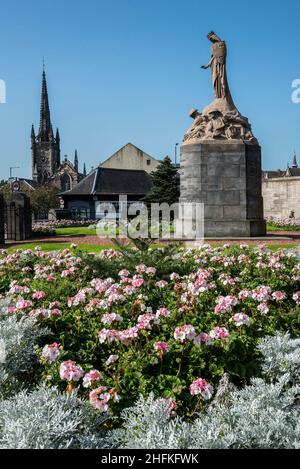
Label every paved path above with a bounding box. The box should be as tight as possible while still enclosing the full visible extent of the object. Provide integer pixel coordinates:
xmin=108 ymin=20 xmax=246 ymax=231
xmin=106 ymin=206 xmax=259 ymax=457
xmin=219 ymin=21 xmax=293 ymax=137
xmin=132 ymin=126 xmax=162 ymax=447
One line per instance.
xmin=3 ymin=231 xmax=300 ymax=249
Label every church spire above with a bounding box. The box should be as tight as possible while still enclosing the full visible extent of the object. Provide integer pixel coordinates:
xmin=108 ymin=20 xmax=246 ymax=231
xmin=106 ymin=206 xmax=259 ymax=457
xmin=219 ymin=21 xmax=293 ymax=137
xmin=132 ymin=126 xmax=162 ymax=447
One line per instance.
xmin=292 ymin=150 xmax=298 ymax=168
xmin=74 ymin=149 xmax=79 ymax=173
xmin=83 ymin=162 xmax=87 ymax=177
xmin=38 ymin=67 xmax=53 ymax=141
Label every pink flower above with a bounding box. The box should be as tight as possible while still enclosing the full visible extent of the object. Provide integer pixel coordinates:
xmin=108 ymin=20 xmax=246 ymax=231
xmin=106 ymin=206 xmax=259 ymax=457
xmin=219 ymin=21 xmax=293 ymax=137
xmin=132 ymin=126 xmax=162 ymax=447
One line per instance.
xmin=155 ymin=280 xmax=168 ymax=289
xmin=83 ymin=369 xmax=102 ymax=388
xmin=89 ymin=387 xmax=120 ymax=412
xmin=118 ymin=269 xmax=130 ymax=277
xmin=174 ymin=324 xmax=196 ymax=343
xmin=257 ymin=303 xmax=269 ymax=314
xmin=194 ymin=332 xmax=212 ymax=346
xmin=215 ymin=296 xmax=239 ymax=314
xmin=154 ymin=341 xmax=170 ymax=354
xmin=238 ymin=289 xmax=252 ymax=300
xmin=272 ymin=291 xmax=286 ymax=302
xmin=118 ymin=326 xmax=139 ymax=345
xmin=59 ymin=360 xmax=83 ymax=382
xmin=41 ymin=342 xmax=61 ymax=364
xmin=98 ymin=329 xmax=120 ymax=344
xmin=252 ymin=286 xmax=272 ymax=302
xmin=189 ymin=378 xmax=214 ymax=399
xmin=146 ymin=267 xmax=156 ymax=276
xmin=132 ymin=278 xmax=144 ymax=288
xmin=231 ymin=313 xmax=250 ymax=327
xmin=136 ymin=264 xmax=147 ymax=274
xmin=292 ymin=291 xmax=300 ymax=305
xmin=15 ymin=299 xmax=33 ymax=310
xmin=101 ymin=313 xmax=123 ymax=325
xmin=156 ymin=307 xmax=170 ymax=319
xmin=137 ymin=313 xmax=159 ymax=330
xmin=209 ymin=326 xmax=230 ymax=341
xmin=170 ymin=272 xmax=180 ymax=281
xmin=89 ymin=386 xmax=110 ymax=412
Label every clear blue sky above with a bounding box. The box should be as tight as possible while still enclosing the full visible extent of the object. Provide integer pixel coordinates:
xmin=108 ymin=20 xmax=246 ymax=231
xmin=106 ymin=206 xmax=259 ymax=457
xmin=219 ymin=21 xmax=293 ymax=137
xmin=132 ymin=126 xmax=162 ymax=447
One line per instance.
xmin=1 ymin=0 xmax=300 ymax=180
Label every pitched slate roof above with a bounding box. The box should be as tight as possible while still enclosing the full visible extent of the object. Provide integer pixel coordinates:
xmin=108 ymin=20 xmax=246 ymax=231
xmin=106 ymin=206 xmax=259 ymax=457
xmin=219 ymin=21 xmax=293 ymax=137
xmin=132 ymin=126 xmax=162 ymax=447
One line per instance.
xmin=60 ymin=167 xmax=151 ymax=196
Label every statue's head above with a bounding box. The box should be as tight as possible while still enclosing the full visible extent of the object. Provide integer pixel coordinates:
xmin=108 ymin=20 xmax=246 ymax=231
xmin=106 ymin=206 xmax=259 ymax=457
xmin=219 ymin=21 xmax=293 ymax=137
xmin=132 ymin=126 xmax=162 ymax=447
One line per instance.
xmin=207 ymin=31 xmax=222 ymax=43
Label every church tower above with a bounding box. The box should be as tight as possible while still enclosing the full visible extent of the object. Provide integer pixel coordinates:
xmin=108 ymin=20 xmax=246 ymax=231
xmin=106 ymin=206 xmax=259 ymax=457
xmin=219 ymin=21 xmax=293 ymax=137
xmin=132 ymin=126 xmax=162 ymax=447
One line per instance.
xmin=31 ymin=68 xmax=61 ymax=183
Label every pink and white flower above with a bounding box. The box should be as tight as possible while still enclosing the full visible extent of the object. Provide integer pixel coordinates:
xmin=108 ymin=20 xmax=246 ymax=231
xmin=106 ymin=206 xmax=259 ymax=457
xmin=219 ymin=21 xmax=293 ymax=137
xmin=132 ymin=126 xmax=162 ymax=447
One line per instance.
xmin=174 ymin=324 xmax=196 ymax=343
xmin=101 ymin=313 xmax=123 ymax=325
xmin=214 ymin=295 xmax=239 ymax=314
xmin=272 ymin=291 xmax=286 ymax=302
xmin=189 ymin=378 xmax=214 ymax=400
xmin=83 ymin=369 xmax=102 ymax=388
xmin=59 ymin=360 xmax=84 ymax=382
xmin=154 ymin=341 xmax=170 ymax=354
xmin=209 ymin=326 xmax=230 ymax=341
xmin=41 ymin=342 xmax=61 ymax=364
xmin=231 ymin=313 xmax=250 ymax=327
xmin=193 ymin=332 xmax=212 ymax=346
xmin=257 ymin=303 xmax=269 ymax=314
xmin=292 ymin=291 xmax=300 ymax=305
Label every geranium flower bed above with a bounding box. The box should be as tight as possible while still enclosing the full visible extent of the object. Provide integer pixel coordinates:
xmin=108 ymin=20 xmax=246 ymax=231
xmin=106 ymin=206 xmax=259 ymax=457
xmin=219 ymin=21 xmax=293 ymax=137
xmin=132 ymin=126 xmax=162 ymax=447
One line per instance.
xmin=0 ymin=244 xmax=299 ymax=418
xmin=267 ymin=216 xmax=300 ymax=231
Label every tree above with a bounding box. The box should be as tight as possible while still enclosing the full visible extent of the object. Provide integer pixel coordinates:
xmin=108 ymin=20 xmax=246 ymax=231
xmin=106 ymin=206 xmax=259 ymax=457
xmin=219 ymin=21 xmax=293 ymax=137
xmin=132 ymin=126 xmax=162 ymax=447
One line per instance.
xmin=143 ymin=156 xmax=180 ymax=205
xmin=0 ymin=180 xmax=10 ymax=201
xmin=29 ymin=185 xmax=59 ymax=215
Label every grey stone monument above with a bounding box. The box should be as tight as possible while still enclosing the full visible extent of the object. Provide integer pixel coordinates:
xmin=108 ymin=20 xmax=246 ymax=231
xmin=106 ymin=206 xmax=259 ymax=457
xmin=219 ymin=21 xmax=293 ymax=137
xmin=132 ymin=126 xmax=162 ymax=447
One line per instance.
xmin=180 ymin=32 xmax=266 ymax=237
xmin=6 ymin=183 xmax=32 ymax=241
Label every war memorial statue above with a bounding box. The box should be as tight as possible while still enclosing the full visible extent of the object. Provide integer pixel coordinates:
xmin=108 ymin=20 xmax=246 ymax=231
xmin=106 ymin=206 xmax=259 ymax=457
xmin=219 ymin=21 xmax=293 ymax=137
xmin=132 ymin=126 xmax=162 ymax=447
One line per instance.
xmin=180 ymin=32 xmax=266 ymax=237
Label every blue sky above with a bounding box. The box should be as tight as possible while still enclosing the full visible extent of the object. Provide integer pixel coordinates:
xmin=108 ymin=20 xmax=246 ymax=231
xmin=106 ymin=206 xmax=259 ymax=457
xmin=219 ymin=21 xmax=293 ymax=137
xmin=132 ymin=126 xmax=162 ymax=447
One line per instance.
xmin=0 ymin=0 xmax=300 ymax=179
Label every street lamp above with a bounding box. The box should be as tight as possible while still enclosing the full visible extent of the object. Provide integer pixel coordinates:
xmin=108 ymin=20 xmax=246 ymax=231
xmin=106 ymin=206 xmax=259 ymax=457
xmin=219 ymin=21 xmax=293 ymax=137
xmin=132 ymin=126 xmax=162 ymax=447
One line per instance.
xmin=175 ymin=143 xmax=179 ymax=166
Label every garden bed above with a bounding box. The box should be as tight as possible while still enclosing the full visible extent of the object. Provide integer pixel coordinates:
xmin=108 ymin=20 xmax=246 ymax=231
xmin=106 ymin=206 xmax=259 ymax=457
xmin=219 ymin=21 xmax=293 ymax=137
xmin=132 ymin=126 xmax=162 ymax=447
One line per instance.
xmin=0 ymin=243 xmax=299 ymax=448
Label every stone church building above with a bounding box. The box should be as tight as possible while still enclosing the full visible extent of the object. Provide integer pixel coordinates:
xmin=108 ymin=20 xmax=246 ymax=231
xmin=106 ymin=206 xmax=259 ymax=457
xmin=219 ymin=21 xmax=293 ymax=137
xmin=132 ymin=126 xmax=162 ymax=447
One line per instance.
xmin=24 ymin=69 xmax=85 ymax=193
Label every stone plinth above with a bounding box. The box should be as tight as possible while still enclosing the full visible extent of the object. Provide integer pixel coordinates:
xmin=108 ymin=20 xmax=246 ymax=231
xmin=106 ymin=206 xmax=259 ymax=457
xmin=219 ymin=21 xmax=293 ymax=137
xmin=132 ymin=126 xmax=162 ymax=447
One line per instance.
xmin=6 ymin=192 xmax=32 ymax=241
xmin=180 ymin=140 xmax=266 ymax=237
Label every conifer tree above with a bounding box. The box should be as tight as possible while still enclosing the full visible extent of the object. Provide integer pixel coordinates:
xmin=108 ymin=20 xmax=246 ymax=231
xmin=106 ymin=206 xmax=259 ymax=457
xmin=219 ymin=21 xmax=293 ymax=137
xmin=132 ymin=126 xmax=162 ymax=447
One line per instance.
xmin=143 ymin=156 xmax=180 ymax=205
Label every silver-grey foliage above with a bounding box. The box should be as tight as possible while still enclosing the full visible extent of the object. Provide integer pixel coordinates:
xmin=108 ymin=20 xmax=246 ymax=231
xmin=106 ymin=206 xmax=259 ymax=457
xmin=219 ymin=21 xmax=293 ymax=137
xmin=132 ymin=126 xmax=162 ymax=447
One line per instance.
xmin=110 ymin=333 xmax=300 ymax=449
xmin=0 ymin=301 xmax=49 ymax=397
xmin=0 ymin=386 xmax=107 ymax=449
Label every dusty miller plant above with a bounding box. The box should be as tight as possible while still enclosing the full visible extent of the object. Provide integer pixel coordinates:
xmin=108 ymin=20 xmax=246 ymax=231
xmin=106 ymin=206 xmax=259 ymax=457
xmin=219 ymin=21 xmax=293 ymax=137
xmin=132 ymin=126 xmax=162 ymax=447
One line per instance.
xmin=0 ymin=298 xmax=49 ymax=397
xmin=0 ymin=386 xmax=107 ymax=449
xmin=109 ymin=333 xmax=300 ymax=449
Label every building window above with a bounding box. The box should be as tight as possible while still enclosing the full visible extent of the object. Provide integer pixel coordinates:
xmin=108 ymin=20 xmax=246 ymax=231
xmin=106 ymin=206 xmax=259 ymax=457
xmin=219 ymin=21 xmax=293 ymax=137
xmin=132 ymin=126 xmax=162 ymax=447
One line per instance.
xmin=61 ymin=173 xmax=72 ymax=192
xmin=147 ymin=159 xmax=151 ymax=166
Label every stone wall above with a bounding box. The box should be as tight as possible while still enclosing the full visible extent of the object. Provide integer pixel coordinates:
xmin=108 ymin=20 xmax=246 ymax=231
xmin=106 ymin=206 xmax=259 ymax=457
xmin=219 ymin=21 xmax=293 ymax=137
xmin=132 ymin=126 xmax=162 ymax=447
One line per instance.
xmin=262 ymin=177 xmax=300 ymax=218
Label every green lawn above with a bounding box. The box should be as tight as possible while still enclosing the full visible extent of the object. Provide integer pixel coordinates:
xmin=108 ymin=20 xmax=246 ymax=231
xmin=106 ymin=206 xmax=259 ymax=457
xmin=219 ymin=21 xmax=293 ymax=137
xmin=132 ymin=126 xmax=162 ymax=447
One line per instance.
xmin=8 ymin=243 xmax=113 ymax=253
xmin=55 ymin=227 xmax=97 ymax=236
xmin=55 ymin=226 xmax=121 ymax=236
xmin=267 ymin=224 xmax=300 ymax=232
xmin=7 ymin=241 xmax=297 ymax=254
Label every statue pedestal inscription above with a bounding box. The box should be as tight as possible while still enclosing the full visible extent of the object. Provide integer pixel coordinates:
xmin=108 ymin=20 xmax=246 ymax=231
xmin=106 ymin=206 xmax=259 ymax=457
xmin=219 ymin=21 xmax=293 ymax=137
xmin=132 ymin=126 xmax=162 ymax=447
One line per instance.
xmin=180 ymin=31 xmax=266 ymax=237
xmin=180 ymin=140 xmax=266 ymax=237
